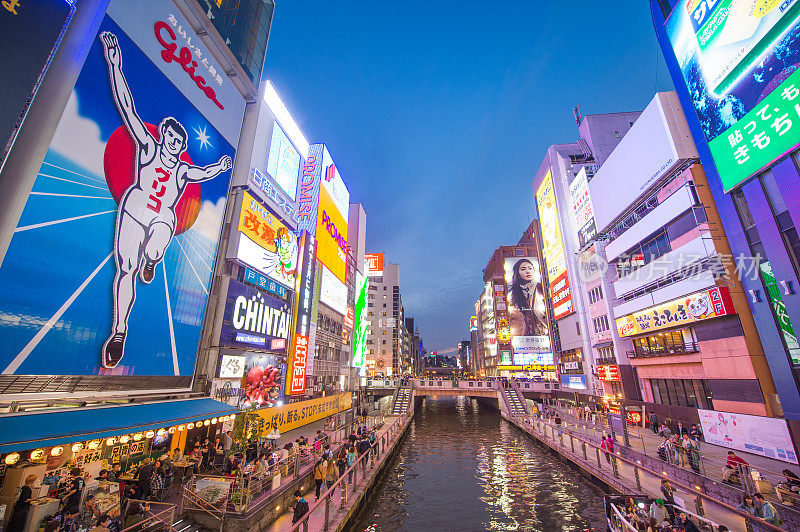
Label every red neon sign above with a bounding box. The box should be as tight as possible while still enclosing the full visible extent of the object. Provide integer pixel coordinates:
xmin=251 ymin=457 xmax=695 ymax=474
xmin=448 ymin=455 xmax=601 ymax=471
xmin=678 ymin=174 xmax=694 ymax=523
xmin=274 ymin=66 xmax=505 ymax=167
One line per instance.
xmin=288 ymin=334 xmax=309 ymax=394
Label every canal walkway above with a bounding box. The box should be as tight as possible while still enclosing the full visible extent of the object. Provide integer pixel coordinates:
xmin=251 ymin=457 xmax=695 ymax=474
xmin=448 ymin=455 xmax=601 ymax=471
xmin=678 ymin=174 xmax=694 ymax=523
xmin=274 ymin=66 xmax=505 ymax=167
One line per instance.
xmin=265 ymin=413 xmax=412 ymax=532
xmin=505 ymin=412 xmax=791 ymax=531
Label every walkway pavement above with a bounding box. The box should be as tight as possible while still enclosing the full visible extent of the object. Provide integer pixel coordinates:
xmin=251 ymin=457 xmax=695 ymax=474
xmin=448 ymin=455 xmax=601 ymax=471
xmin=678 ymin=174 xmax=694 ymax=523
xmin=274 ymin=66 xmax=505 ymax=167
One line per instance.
xmin=509 ymin=415 xmax=783 ymax=532
xmin=542 ymin=402 xmax=797 ymax=496
xmin=266 ymin=415 xmax=408 ymax=532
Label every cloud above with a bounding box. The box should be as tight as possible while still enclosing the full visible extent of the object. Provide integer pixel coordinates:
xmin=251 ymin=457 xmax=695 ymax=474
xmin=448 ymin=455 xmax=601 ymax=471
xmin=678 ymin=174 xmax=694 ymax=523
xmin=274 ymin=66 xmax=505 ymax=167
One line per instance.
xmin=437 ymin=346 xmax=457 ymax=354
xmin=49 ymin=92 xmax=107 ymax=179
xmin=189 ymin=197 xmax=227 ymax=243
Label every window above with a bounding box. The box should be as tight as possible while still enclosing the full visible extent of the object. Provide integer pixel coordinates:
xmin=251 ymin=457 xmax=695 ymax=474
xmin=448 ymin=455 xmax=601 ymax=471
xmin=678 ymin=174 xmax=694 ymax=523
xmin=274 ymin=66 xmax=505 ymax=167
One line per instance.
xmin=649 ymin=378 xmax=712 ymax=409
xmin=631 ymin=328 xmax=695 ymax=357
xmin=615 ymin=228 xmax=672 ymax=277
xmin=515 ymin=248 xmax=525 ymax=256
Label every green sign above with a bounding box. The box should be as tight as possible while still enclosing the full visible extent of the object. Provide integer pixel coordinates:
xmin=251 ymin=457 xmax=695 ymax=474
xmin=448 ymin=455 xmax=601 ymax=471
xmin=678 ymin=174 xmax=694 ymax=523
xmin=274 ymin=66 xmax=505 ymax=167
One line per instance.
xmin=710 ymin=68 xmax=800 ymax=192
xmin=760 ymin=261 xmax=800 ymax=364
xmin=352 ymin=270 xmax=369 ymax=367
xmin=500 ymin=350 xmax=512 ymax=365
xmin=665 ymin=2 xmax=800 ymax=192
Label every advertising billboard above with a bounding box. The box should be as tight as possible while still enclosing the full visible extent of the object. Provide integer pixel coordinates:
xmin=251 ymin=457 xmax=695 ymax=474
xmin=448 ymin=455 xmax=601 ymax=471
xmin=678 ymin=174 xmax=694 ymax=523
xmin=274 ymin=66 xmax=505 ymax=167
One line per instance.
xmin=698 ymin=408 xmax=797 ymax=464
xmin=513 ymin=352 xmax=554 ymax=366
xmin=319 ymin=264 xmax=347 ymax=315
xmin=266 ymin=121 xmax=300 ymax=200
xmin=286 ymin=231 xmax=316 ymax=394
xmin=315 ymin=185 xmax=348 ymax=283
xmin=0 ymin=0 xmax=244 ymax=377
xmin=256 ymin=392 xmax=351 ymax=434
xmin=616 ymin=286 xmax=735 ymax=337
xmin=242 ymin=267 xmax=288 ymax=299
xmin=352 ymin=270 xmax=369 ymax=368
xmin=296 ymin=145 xmax=323 ymax=235
xmin=1 ymin=0 xmax=74 ymax=170
xmin=665 ymin=1 xmax=800 ymax=191
xmin=470 ymin=316 xmax=478 ymax=332
xmin=219 ymin=280 xmax=291 ymax=353
xmin=536 ymin=170 xmax=573 ymax=320
xmin=218 ymin=354 xmax=246 ymax=379
xmin=365 ymin=253 xmax=384 ymax=276
xmin=598 ymin=364 xmax=620 ymax=382
xmin=320 ymin=145 xmax=351 ymax=221
xmin=560 ymin=374 xmax=587 ymax=390
xmin=504 ymin=257 xmax=550 ymax=352
xmin=569 ymin=167 xmax=597 ymax=248
xmin=231 ymin=190 xmax=299 ymax=289
xmin=241 ymin=352 xmax=285 ymax=410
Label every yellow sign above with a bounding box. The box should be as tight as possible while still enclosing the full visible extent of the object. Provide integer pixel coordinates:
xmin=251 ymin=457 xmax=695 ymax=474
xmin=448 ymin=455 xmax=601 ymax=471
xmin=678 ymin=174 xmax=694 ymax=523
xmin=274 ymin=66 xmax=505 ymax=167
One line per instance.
xmin=497 ymin=365 xmax=555 ymax=371
xmin=238 ymin=190 xmax=294 ymax=254
xmin=615 ymin=287 xmax=734 ymax=338
xmin=536 ymin=170 xmax=572 ymax=319
xmin=255 ymin=392 xmax=352 ymax=433
xmin=315 ymin=186 xmax=348 ymax=283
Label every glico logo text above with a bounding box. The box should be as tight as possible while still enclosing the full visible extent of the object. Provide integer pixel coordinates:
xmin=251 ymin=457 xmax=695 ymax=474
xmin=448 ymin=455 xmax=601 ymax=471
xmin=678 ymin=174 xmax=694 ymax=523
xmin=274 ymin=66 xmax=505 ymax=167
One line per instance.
xmin=321 ymin=210 xmax=347 ymax=251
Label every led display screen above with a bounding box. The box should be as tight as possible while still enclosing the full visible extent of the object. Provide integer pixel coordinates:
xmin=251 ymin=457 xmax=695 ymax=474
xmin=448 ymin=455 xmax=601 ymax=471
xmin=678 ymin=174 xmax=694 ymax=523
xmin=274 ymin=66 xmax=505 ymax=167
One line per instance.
xmin=666 ymin=0 xmax=800 ymax=191
xmin=266 ymin=120 xmax=300 ymax=201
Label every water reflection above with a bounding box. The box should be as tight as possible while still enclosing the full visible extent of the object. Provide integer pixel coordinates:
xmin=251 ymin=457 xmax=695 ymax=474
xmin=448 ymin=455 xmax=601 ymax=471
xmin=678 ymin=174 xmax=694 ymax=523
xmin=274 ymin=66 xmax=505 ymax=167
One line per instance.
xmin=352 ymin=396 xmax=606 ymax=531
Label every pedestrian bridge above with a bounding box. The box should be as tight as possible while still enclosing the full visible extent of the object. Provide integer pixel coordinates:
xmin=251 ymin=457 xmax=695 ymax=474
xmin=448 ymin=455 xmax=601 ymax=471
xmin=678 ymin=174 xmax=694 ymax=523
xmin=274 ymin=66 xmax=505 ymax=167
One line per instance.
xmin=361 ymin=378 xmax=560 ymax=396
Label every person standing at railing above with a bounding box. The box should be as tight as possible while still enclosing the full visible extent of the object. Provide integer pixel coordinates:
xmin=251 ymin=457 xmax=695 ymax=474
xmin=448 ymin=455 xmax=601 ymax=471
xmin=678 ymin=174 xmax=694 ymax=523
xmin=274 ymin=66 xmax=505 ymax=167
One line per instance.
xmin=600 ymin=436 xmax=612 ymax=463
xmin=723 ymin=451 xmax=748 ymax=484
xmin=688 ymin=424 xmax=702 ymax=450
xmin=753 ymin=492 xmax=781 ymax=527
xmin=682 ymin=434 xmax=701 ymax=474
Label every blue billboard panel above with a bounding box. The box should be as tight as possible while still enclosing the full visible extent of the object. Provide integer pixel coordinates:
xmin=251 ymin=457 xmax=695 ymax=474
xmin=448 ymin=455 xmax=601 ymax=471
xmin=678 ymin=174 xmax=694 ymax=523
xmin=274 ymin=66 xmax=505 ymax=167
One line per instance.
xmin=560 ymin=374 xmax=587 ymax=390
xmin=219 ymin=279 xmax=291 ymax=354
xmin=0 ymin=5 xmax=242 ymax=377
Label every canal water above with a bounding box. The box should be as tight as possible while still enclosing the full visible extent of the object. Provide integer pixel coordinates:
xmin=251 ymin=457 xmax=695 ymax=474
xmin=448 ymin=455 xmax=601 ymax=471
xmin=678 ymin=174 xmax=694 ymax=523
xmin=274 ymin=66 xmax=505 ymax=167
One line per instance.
xmin=351 ymin=396 xmax=607 ymax=531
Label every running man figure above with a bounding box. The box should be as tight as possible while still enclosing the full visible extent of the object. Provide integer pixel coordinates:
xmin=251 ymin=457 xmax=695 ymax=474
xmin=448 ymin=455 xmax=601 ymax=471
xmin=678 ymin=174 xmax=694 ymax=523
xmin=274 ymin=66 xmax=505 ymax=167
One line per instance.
xmin=100 ymin=32 xmax=232 ymax=368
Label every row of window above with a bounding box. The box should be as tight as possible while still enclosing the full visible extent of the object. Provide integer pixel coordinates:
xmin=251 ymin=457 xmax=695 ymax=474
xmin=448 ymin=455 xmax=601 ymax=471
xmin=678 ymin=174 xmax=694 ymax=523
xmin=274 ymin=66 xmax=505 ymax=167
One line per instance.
xmin=649 ymin=378 xmax=713 ymax=410
xmin=631 ymin=328 xmax=696 ymax=357
xmin=588 ymin=285 xmax=604 ymax=304
xmin=592 ymin=315 xmax=610 ymax=334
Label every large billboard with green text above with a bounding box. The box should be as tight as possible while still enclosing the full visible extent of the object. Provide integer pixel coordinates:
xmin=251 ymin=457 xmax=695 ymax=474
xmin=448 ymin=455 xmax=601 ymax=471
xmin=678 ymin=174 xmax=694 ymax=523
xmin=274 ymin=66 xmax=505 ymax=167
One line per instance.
xmin=666 ymin=0 xmax=800 ymax=191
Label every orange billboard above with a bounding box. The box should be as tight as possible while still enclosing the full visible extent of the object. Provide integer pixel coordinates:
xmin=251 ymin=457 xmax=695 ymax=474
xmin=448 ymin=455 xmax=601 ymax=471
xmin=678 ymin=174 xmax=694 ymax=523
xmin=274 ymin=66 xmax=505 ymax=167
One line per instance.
xmin=365 ymin=253 xmax=384 ymax=276
xmin=238 ymin=190 xmax=294 ymax=254
xmin=315 ymin=186 xmax=348 ymax=283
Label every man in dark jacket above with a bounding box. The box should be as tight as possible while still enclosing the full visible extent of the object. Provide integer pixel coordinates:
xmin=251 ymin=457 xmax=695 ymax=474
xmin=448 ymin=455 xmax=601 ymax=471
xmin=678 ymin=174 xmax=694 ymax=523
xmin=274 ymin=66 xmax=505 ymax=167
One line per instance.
xmin=136 ymin=459 xmax=153 ymax=500
xmin=292 ymin=490 xmax=309 ymax=524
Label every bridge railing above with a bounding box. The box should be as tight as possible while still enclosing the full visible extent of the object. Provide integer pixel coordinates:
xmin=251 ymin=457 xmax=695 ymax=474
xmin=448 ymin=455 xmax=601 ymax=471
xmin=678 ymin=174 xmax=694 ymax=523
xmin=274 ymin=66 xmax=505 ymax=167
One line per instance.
xmin=412 ymin=378 xmax=500 ymax=390
xmin=361 ymin=377 xmax=401 ymax=388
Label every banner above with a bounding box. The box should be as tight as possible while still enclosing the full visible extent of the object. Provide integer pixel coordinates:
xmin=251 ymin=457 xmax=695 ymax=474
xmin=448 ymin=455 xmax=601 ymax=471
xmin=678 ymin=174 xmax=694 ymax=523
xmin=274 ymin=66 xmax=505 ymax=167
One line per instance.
xmin=0 ymin=0 xmax=243 ymax=376
xmin=256 ymin=392 xmax=351 ymax=433
xmin=616 ymin=286 xmax=734 ymax=337
xmin=218 ymin=280 xmax=291 ymax=352
xmin=504 ymin=257 xmax=549 ymax=354
xmin=569 ymin=167 xmax=596 ymax=248
xmin=698 ymin=409 xmax=797 ymax=464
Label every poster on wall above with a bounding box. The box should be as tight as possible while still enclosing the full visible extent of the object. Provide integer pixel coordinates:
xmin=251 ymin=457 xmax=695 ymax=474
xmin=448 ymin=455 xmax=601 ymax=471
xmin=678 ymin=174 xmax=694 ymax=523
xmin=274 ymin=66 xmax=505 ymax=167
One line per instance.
xmin=665 ymin=1 xmax=800 ymax=191
xmin=241 ymin=352 xmax=285 ymax=410
xmin=569 ymin=167 xmax=597 ymax=248
xmin=503 ymin=257 xmax=549 ymax=351
xmin=536 ymin=170 xmax=573 ymax=319
xmin=0 ymin=0 xmax=244 ymax=377
xmin=698 ymin=409 xmax=798 ymax=464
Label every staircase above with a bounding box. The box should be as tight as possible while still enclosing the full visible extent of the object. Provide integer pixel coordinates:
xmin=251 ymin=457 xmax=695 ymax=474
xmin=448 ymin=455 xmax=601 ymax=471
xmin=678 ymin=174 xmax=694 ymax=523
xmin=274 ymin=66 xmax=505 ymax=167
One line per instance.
xmin=172 ymin=518 xmax=215 ymax=532
xmin=391 ymin=386 xmax=412 ymax=415
xmin=501 ymin=386 xmax=528 ymax=417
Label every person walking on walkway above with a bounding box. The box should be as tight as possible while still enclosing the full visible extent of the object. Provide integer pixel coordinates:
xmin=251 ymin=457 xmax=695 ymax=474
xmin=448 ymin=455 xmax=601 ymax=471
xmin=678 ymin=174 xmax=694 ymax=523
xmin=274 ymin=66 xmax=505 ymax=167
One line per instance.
xmin=313 ymin=459 xmax=326 ymax=501
xmin=347 ymin=446 xmax=357 ymax=483
xmin=723 ymin=451 xmax=748 ymax=484
xmin=648 ymin=498 xmax=669 ymax=526
xmin=292 ymin=490 xmax=309 ymax=525
xmin=600 ymin=435 xmax=611 ymax=463
xmin=336 ymin=450 xmax=347 ymax=482
xmin=325 ymin=456 xmax=339 ymax=494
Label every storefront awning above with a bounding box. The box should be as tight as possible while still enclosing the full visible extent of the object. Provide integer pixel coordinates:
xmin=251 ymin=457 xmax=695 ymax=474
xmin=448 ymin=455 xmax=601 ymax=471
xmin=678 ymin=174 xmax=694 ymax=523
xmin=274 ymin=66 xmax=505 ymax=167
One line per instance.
xmin=0 ymin=398 xmax=237 ymax=453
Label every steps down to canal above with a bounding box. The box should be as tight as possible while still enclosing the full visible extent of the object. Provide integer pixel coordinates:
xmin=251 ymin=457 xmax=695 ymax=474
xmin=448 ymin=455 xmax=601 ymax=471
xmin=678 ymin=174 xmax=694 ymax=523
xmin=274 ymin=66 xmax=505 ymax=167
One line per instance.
xmin=391 ymin=387 xmax=412 ymax=415
xmin=500 ymin=386 xmax=528 ymax=417
xmin=173 ymin=518 xmax=215 ymax=532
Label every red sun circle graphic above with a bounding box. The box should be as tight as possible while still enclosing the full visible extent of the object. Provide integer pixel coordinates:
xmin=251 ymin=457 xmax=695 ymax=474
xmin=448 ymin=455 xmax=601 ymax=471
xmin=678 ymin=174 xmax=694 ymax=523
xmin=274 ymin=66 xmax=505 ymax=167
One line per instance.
xmin=103 ymin=123 xmax=201 ymax=235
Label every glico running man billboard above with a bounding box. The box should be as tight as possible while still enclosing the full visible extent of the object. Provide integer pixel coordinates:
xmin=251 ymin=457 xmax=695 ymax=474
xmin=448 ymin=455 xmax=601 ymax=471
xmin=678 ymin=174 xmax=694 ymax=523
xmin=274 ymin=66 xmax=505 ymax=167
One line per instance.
xmin=0 ymin=0 xmax=244 ymax=377
xmin=665 ymin=1 xmax=800 ymax=191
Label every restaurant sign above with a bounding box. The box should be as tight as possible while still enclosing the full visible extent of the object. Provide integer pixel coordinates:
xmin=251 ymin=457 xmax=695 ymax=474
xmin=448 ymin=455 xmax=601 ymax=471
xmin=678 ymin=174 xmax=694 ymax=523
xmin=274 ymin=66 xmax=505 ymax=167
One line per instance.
xmin=616 ymin=287 xmax=734 ymax=338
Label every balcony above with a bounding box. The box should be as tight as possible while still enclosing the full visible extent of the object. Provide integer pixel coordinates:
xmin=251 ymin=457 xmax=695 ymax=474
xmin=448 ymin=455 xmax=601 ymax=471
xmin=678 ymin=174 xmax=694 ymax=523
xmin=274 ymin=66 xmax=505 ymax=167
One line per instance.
xmin=626 ymin=341 xmax=700 ymax=359
xmin=594 ymin=356 xmax=617 ymax=366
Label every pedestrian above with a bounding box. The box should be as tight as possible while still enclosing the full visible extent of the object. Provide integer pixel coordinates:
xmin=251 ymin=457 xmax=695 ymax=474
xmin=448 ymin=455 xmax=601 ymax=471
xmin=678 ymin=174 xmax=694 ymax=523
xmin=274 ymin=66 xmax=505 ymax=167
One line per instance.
xmin=688 ymin=424 xmax=702 ymax=449
xmin=313 ymin=459 xmax=326 ymax=500
xmin=605 ymin=434 xmax=614 ymax=454
xmin=8 ymin=474 xmax=37 ymax=532
xmin=89 ymin=514 xmax=112 ymax=532
xmin=149 ymin=464 xmax=165 ymax=499
xmin=676 ymin=511 xmax=701 ymax=532
xmin=136 ymin=458 xmax=153 ymax=500
xmin=753 ymin=493 xmax=781 ymax=526
xmin=648 ymin=498 xmax=669 ymax=525
xmin=600 ymin=435 xmax=611 ymax=463
xmin=658 ymin=423 xmax=672 ymax=440
xmin=292 ymin=490 xmax=309 ymax=525
xmin=650 ymin=413 xmax=659 ymax=434
xmin=675 ymin=421 xmax=688 ymax=438
xmin=660 ymin=479 xmax=675 ymax=505
xmin=61 ymin=468 xmax=85 ymax=516
xmin=336 ymin=450 xmax=347 ymax=480
xmin=325 ymin=456 xmax=339 ymax=493
xmin=657 ymin=436 xmax=672 ymax=462
xmin=737 ymin=494 xmax=759 ymax=516
xmin=682 ymin=434 xmax=701 ymax=474
xmin=223 ymin=430 xmax=232 ymax=456
xmin=347 ymin=445 xmax=357 ymax=483
xmin=672 ymin=434 xmax=685 ymax=467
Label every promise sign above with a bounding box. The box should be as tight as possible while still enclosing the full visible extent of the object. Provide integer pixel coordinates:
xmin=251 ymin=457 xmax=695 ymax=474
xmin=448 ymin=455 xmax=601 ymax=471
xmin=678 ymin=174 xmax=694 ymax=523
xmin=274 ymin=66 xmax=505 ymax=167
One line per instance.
xmin=288 ymin=333 xmax=309 ymax=394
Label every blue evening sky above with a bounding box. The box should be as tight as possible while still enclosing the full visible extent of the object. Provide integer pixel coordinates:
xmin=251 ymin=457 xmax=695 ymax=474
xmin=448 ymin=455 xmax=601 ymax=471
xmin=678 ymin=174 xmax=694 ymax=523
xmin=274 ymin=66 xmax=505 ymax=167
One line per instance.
xmin=264 ymin=1 xmax=675 ymax=353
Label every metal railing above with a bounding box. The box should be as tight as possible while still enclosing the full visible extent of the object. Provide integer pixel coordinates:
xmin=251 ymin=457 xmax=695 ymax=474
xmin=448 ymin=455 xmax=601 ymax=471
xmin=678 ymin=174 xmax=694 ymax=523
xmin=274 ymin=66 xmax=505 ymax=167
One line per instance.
xmin=626 ymin=342 xmax=700 ymax=358
xmin=288 ymin=414 xmax=409 ymax=531
xmin=118 ymin=500 xmax=176 ymax=532
xmin=511 ymin=413 xmax=787 ymax=531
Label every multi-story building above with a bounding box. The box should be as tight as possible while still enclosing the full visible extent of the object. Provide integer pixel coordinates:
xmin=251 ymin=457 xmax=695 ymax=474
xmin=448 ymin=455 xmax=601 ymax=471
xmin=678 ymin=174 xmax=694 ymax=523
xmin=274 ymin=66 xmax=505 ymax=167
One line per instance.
xmin=405 ymin=318 xmax=423 ymax=375
xmin=479 ymin=234 xmax=552 ymax=379
xmin=364 ymin=259 xmax=410 ymax=377
xmin=651 ymin=1 xmax=800 ymax=447
xmin=585 ymin=92 xmax=778 ymax=420
xmin=532 ymin=112 xmax=637 ymax=399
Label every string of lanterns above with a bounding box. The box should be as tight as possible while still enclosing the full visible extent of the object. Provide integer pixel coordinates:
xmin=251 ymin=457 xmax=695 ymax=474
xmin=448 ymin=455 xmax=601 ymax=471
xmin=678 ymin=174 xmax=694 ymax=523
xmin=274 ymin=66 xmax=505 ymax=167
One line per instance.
xmin=3 ymin=414 xmax=236 ymax=465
